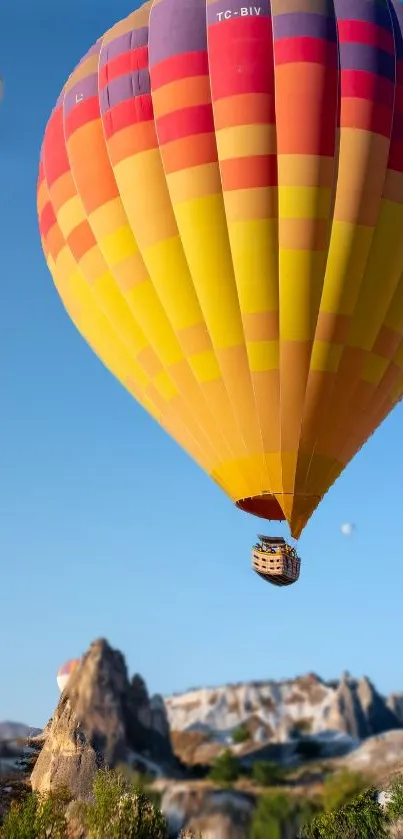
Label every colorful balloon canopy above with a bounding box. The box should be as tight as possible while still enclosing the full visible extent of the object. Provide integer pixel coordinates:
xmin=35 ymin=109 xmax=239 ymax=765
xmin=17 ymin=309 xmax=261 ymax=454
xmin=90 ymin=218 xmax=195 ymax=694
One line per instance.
xmin=38 ymin=0 xmax=403 ymax=539
xmin=57 ymin=659 xmax=81 ymax=692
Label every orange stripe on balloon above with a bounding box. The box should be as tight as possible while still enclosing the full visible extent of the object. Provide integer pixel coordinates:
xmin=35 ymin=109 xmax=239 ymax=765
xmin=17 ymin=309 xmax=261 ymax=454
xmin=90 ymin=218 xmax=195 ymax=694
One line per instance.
xmin=213 ymin=93 xmax=275 ymax=130
xmin=162 ymin=133 xmax=217 ymax=174
xmin=67 ymin=220 xmax=97 ymax=261
xmin=220 ymin=155 xmax=278 ymax=191
xmin=106 ymin=120 xmax=157 ymax=164
xmin=340 ymin=98 xmax=393 ymax=135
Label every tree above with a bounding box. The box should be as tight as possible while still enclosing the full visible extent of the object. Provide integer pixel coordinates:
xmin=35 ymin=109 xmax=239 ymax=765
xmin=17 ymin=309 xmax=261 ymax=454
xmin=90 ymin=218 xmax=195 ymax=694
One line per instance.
xmin=209 ymin=749 xmax=239 ymax=784
xmin=252 ymin=761 xmax=284 ymax=787
xmin=232 ymin=724 xmax=250 ymax=744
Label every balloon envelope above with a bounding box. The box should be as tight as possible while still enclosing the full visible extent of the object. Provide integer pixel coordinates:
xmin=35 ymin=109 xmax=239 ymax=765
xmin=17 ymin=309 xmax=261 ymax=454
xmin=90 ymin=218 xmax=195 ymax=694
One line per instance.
xmin=341 ymin=522 xmax=355 ymax=537
xmin=38 ymin=0 xmax=403 ymax=538
xmin=57 ymin=658 xmax=80 ymax=692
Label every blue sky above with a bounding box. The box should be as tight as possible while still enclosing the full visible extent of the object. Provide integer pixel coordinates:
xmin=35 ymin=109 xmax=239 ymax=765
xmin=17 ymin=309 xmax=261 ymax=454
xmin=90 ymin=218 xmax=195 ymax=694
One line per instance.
xmin=1 ymin=0 xmax=403 ymax=729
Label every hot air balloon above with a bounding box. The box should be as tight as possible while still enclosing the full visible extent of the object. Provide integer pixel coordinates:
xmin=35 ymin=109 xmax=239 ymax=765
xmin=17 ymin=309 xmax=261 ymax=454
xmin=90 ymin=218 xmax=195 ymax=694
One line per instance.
xmin=57 ymin=658 xmax=80 ymax=693
xmin=341 ymin=522 xmax=355 ymax=537
xmin=38 ymin=0 xmax=403 ymax=587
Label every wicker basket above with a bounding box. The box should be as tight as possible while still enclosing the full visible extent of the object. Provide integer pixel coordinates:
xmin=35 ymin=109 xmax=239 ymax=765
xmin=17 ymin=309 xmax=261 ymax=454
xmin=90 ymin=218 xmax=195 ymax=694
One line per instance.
xmin=251 ymin=538 xmax=301 ymax=587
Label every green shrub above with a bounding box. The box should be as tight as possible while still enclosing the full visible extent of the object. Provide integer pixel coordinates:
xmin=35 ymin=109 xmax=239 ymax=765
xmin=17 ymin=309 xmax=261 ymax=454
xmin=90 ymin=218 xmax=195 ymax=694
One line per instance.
xmin=252 ymin=761 xmax=284 ymax=787
xmin=0 ymin=787 xmax=70 ymax=839
xmin=0 ymin=770 xmax=169 ymax=839
xmin=81 ymin=768 xmax=168 ymax=838
xmin=249 ymin=791 xmax=320 ymax=839
xmin=209 ymin=749 xmax=239 ymax=784
xmin=0 ymin=793 xmax=38 ymax=839
xmin=232 ymin=724 xmax=250 ymax=744
xmin=386 ymin=775 xmax=403 ymax=822
xmin=115 ymin=764 xmax=162 ymax=810
xmin=322 ymin=769 xmax=369 ymax=812
xmin=300 ymin=788 xmax=388 ymax=839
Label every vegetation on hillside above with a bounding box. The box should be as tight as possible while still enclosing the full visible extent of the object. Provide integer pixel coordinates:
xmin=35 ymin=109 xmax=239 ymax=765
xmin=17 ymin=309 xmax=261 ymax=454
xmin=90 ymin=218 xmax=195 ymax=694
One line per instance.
xmin=2 ymin=765 xmax=403 ymax=837
xmin=208 ymin=748 xmax=240 ymax=784
xmin=300 ymin=788 xmax=388 ymax=838
xmin=232 ymin=724 xmax=251 ymax=744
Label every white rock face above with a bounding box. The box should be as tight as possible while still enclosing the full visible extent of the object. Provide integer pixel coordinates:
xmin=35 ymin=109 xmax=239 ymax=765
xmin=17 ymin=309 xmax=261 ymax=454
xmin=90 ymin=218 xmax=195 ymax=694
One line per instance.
xmin=165 ymin=673 xmax=401 ymax=748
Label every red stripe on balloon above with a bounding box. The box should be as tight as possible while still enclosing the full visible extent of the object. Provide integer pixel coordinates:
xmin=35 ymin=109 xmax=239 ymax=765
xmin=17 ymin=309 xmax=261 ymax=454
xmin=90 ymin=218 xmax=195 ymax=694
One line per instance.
xmin=274 ymin=37 xmax=337 ymax=66
xmin=99 ymin=46 xmax=149 ymax=88
xmin=156 ymin=104 xmax=215 ymax=144
xmin=151 ymin=52 xmax=209 ymax=89
xmin=64 ymin=96 xmax=100 ymax=139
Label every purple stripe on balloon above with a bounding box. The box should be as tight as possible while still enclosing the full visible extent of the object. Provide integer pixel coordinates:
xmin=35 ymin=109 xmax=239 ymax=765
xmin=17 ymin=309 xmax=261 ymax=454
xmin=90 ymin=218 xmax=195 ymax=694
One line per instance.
xmin=206 ymin=0 xmax=270 ymax=26
xmin=63 ymin=73 xmax=99 ymax=117
xmin=339 ymin=41 xmax=395 ymax=80
xmin=99 ymin=27 xmax=149 ymax=67
xmin=149 ymin=0 xmax=207 ymax=66
xmin=99 ymin=68 xmax=151 ymax=114
xmin=334 ymin=0 xmax=391 ymax=29
xmin=273 ymin=12 xmax=336 ymax=41
xmin=389 ymin=1 xmax=403 ymax=60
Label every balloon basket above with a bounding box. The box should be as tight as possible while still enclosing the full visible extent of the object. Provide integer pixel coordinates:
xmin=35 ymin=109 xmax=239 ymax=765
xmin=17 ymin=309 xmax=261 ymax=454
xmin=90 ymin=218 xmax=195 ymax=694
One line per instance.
xmin=252 ymin=535 xmax=301 ymax=587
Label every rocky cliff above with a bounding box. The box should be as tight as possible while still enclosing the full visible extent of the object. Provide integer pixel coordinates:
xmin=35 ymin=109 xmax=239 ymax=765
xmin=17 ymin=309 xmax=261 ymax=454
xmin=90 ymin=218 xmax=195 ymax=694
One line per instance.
xmin=31 ymin=638 xmax=180 ymax=796
xmin=388 ymin=694 xmax=403 ymax=724
xmin=159 ymin=782 xmax=256 ymax=839
xmin=165 ymin=672 xmax=401 ymax=763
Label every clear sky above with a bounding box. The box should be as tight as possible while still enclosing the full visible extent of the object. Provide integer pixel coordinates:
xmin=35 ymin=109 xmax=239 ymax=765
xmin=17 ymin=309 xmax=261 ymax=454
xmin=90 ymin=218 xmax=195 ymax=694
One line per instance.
xmin=1 ymin=0 xmax=403 ymax=729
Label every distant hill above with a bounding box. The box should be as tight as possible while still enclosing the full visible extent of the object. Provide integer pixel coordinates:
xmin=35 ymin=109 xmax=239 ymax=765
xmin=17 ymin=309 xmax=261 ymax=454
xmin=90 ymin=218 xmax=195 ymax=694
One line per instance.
xmin=0 ymin=722 xmax=41 ymax=743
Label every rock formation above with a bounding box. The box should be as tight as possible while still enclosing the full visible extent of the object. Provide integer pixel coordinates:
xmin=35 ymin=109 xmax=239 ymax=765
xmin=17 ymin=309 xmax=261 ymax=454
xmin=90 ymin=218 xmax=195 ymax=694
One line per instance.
xmin=31 ymin=638 xmax=179 ymax=797
xmin=357 ymin=677 xmax=401 ymax=737
xmin=388 ymin=694 xmax=403 ymax=725
xmin=160 ymin=783 xmax=256 ymax=838
xmin=165 ymin=671 xmax=402 ymax=763
xmin=327 ymin=673 xmax=372 ymax=739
